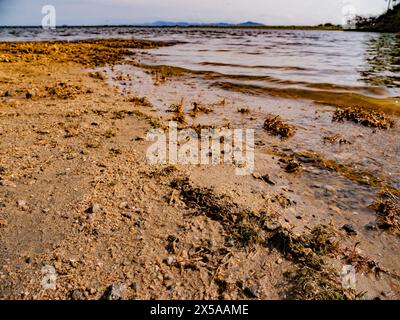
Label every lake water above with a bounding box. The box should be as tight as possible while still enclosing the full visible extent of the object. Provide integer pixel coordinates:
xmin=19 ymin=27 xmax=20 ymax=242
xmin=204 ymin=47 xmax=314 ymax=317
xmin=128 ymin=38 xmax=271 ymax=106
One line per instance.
xmin=1 ymin=27 xmax=399 ymax=96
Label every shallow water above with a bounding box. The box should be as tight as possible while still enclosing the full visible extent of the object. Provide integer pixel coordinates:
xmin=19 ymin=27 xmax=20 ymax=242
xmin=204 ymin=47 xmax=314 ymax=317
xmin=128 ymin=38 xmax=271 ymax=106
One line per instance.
xmin=1 ymin=27 xmax=400 ymax=95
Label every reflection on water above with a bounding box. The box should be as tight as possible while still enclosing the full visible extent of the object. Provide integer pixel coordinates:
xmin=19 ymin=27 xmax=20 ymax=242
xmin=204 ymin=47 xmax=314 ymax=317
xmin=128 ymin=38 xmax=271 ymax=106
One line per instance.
xmin=360 ymin=33 xmax=400 ymax=89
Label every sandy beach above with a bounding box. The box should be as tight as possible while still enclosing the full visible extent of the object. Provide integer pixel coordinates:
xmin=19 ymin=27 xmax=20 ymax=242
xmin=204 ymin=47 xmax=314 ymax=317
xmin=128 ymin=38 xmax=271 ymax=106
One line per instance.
xmin=0 ymin=37 xmax=399 ymax=300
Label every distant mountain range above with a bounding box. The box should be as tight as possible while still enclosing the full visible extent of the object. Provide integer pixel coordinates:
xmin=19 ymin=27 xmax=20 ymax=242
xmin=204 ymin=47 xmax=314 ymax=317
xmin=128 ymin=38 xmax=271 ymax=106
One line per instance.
xmin=140 ymin=21 xmax=265 ymax=27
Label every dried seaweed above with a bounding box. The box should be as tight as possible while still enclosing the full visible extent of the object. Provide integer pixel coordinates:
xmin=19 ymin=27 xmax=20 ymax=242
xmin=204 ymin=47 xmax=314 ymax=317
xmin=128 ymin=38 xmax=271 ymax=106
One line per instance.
xmin=168 ymin=100 xmax=187 ymax=124
xmin=127 ymin=95 xmax=152 ymax=107
xmin=268 ymin=224 xmax=341 ymax=270
xmin=252 ymin=173 xmax=276 ymax=185
xmin=263 ymin=115 xmax=295 ymax=138
xmin=332 ymin=107 xmax=395 ymax=129
xmin=285 ymin=267 xmax=352 ymax=300
xmin=343 ymin=243 xmax=384 ymax=277
xmin=89 ymin=71 xmax=107 ymax=80
xmin=237 ymin=107 xmax=250 ymax=114
xmin=323 ymin=134 xmax=351 ymax=144
xmin=190 ymin=102 xmax=213 ymax=117
xmin=285 ymin=159 xmax=302 ymax=173
xmin=369 ymin=191 xmax=400 ymax=232
xmin=45 ymin=82 xmax=87 ymax=99
xmin=170 ymin=178 xmax=262 ymax=247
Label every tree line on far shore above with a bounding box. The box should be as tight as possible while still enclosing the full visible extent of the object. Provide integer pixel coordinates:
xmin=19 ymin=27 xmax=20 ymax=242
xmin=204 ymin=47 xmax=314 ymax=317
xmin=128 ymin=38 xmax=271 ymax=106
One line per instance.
xmin=350 ymin=1 xmax=399 ymax=32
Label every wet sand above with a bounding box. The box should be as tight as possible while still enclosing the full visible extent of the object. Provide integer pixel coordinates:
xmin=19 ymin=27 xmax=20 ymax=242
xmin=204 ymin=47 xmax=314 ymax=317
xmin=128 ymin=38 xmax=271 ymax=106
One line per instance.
xmin=0 ymin=39 xmax=399 ymax=300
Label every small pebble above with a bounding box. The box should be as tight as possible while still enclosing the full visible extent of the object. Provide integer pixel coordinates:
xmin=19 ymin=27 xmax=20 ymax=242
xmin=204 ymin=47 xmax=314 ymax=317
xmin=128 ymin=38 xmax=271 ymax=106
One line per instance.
xmin=244 ymin=285 xmax=259 ymax=299
xmin=0 ymin=218 xmax=7 ymax=227
xmin=85 ymin=203 xmax=100 ymax=214
xmin=71 ymin=290 xmax=84 ymax=301
xmin=342 ymin=224 xmax=357 ymax=236
xmin=103 ymin=283 xmax=126 ymax=300
xmin=165 ymin=256 xmax=175 ymax=266
xmin=17 ymin=200 xmax=28 ymax=211
xmin=365 ymin=222 xmax=378 ymax=231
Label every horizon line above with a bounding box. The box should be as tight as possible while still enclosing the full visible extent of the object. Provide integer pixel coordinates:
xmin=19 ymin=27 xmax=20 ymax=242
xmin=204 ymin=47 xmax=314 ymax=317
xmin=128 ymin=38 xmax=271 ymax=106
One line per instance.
xmin=0 ymin=23 xmax=343 ymax=28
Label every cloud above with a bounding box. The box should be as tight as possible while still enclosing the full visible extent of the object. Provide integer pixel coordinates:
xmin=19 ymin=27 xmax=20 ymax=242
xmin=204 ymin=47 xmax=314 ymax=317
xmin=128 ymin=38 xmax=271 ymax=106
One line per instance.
xmin=0 ymin=0 xmax=389 ymax=26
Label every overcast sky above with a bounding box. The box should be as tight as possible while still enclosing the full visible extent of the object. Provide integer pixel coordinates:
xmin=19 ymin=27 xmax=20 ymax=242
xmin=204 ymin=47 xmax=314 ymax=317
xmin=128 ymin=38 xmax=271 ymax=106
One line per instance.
xmin=0 ymin=0 xmax=390 ymax=26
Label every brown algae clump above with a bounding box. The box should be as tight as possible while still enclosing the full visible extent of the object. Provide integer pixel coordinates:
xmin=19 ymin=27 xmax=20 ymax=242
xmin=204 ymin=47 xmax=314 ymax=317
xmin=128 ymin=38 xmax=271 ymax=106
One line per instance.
xmin=237 ymin=107 xmax=250 ymax=114
xmin=284 ymin=159 xmax=302 ymax=173
xmin=370 ymin=191 xmax=400 ymax=233
xmin=252 ymin=173 xmax=276 ymax=185
xmin=343 ymin=244 xmax=384 ymax=277
xmin=189 ymin=102 xmax=214 ymax=117
xmin=263 ymin=115 xmax=295 ymax=138
xmin=89 ymin=71 xmax=107 ymax=80
xmin=45 ymin=82 xmax=87 ymax=99
xmin=103 ymin=129 xmax=117 ymax=139
xmin=127 ymin=95 xmax=152 ymax=107
xmin=168 ymin=100 xmax=187 ymax=124
xmin=323 ymin=134 xmax=351 ymax=145
xmin=332 ymin=106 xmax=395 ymax=129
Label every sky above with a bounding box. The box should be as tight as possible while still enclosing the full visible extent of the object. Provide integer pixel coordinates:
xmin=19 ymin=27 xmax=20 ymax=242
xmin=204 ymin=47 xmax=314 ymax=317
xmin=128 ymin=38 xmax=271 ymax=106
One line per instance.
xmin=0 ymin=0 xmax=390 ymax=26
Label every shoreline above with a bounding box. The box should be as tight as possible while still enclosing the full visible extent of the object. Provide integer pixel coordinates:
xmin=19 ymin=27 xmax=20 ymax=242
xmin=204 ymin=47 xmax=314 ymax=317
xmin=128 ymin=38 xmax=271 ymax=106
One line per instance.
xmin=0 ymin=39 xmax=399 ymax=300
